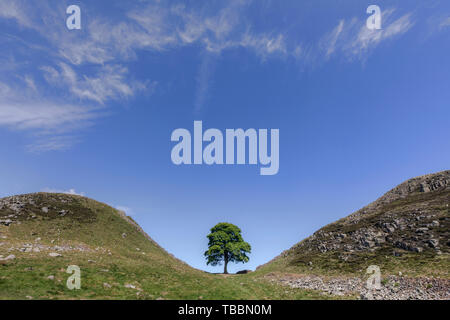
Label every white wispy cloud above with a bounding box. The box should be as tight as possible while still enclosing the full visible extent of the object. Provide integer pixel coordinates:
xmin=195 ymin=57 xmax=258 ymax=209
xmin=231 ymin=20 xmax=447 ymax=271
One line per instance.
xmin=0 ymin=79 xmax=100 ymax=151
xmin=0 ymin=0 xmax=33 ymax=28
xmin=0 ymin=1 xmax=420 ymax=151
xmin=322 ymin=20 xmax=345 ymax=58
xmin=0 ymin=1 xmax=152 ymax=151
xmin=0 ymin=2 xmax=420 ymax=65
xmin=115 ymin=205 xmax=136 ymax=216
xmin=125 ymin=0 xmax=286 ymax=59
xmin=440 ymin=17 xmax=450 ymax=29
xmin=238 ymin=32 xmax=287 ymax=57
xmin=23 ymin=75 xmax=38 ymax=93
xmin=194 ymin=54 xmax=218 ymax=113
xmin=0 ymin=82 xmax=98 ymax=132
xmin=125 ymin=0 xmax=288 ymax=113
xmin=350 ymin=13 xmax=414 ymax=57
xmin=0 ymin=100 xmax=98 ymax=152
xmin=42 ymin=63 xmax=144 ymax=104
xmin=0 ymin=101 xmax=97 ymax=132
xmin=26 ymin=136 xmax=81 ymax=153
xmin=41 ymin=188 xmax=85 ymax=196
xmin=320 ymin=9 xmax=415 ymax=61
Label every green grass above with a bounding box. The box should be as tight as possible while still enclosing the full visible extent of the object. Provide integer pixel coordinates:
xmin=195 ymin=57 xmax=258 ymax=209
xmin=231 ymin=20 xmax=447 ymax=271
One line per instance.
xmin=0 ymin=254 xmax=334 ymax=300
xmin=257 ymin=247 xmax=449 ymax=278
xmin=3 ymin=189 xmax=447 ymax=300
xmin=0 ymin=193 xmax=334 ymax=300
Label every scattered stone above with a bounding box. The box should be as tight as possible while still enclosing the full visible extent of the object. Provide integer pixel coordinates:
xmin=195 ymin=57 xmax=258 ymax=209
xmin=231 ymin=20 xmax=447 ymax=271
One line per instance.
xmin=0 ymin=219 xmax=12 ymax=226
xmin=1 ymin=254 xmax=16 ymax=261
xmin=236 ymin=269 xmax=252 ymax=274
xmin=47 ymin=275 xmax=55 ymax=280
xmin=49 ymin=252 xmax=62 ymax=257
xmin=276 ymin=274 xmax=450 ymax=300
xmin=41 ymin=207 xmax=49 ymax=213
xmin=103 ymin=283 xmax=112 ymax=289
xmin=431 ymin=220 xmax=440 ymax=227
xmin=427 ymin=239 xmax=439 ymax=248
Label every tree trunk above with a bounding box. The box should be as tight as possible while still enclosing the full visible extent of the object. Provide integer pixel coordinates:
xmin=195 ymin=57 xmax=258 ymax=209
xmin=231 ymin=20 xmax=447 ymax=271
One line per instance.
xmin=224 ymin=251 xmax=228 ymax=274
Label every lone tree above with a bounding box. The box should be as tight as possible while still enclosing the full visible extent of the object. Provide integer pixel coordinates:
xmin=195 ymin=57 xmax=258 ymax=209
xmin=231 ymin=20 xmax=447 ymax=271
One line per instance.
xmin=204 ymin=222 xmax=251 ymax=274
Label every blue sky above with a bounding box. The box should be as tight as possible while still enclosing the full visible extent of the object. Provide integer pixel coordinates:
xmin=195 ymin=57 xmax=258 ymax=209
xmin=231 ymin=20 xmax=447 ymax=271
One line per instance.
xmin=0 ymin=0 xmax=449 ymax=273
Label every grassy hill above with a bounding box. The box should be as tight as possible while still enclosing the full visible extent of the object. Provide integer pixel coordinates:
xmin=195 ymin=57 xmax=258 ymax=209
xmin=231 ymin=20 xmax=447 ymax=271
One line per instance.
xmin=0 ymin=192 xmax=327 ymax=300
xmin=1 ymin=171 xmax=448 ymax=299
xmin=257 ymin=170 xmax=450 ymax=280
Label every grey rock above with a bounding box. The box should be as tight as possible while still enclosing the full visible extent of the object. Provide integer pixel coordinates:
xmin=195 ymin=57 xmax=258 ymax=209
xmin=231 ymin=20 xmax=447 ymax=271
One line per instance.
xmin=236 ymin=269 xmax=252 ymax=274
xmin=48 ymin=252 xmax=62 ymax=257
xmin=3 ymin=254 xmax=16 ymax=261
xmin=427 ymin=239 xmax=439 ymax=248
xmin=0 ymin=219 xmax=12 ymax=226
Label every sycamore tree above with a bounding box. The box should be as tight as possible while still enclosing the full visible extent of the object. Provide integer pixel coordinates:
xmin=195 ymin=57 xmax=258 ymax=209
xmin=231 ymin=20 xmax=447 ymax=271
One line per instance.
xmin=204 ymin=222 xmax=251 ymax=274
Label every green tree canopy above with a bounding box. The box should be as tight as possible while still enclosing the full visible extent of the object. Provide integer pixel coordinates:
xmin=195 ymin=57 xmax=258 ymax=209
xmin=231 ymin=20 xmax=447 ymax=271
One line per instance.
xmin=204 ymin=222 xmax=251 ymax=274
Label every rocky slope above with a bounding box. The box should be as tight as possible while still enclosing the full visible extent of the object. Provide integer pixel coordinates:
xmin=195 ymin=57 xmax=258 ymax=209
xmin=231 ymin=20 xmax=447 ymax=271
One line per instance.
xmin=258 ymin=170 xmax=450 ymax=298
xmin=267 ymin=273 xmax=449 ymax=300
xmin=302 ymin=170 xmax=449 ymax=256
